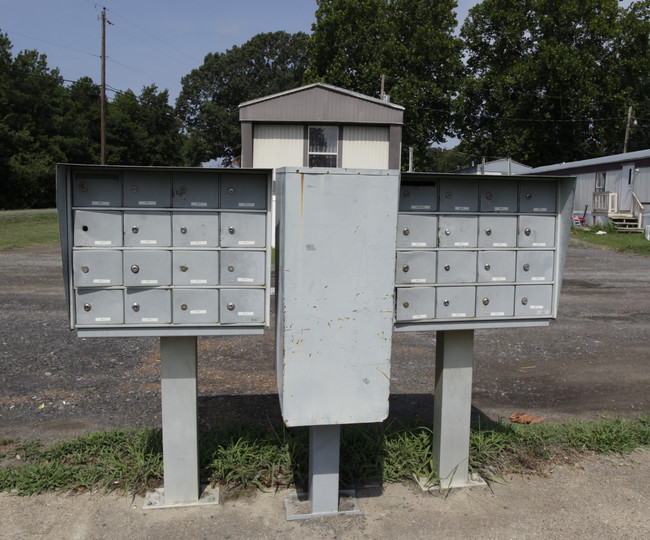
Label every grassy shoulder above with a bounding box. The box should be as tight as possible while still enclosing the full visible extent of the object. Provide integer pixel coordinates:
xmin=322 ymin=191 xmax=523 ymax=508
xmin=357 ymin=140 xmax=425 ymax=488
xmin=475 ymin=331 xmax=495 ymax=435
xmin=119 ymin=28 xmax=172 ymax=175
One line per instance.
xmin=1 ymin=416 xmax=648 ymax=496
xmin=0 ymin=211 xmax=60 ymax=250
xmin=572 ymin=225 xmax=650 ymax=256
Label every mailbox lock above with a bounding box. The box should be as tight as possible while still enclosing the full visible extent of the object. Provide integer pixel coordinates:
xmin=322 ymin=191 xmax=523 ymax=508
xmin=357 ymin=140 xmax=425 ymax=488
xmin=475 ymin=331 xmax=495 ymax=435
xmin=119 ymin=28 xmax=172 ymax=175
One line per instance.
xmin=485 ymin=227 xmax=492 ymax=236
xmin=180 ymin=265 xmax=188 ymax=272
xmin=227 ymin=302 xmax=236 ymax=311
xmin=402 ymin=264 xmax=410 ymax=273
xmin=227 ymin=265 xmax=235 ymax=272
xmin=482 ymin=297 xmax=490 ymax=306
xmin=180 ymin=304 xmax=188 ymax=311
xmin=175 ymin=186 xmax=187 ymax=196
xmin=180 ymin=226 xmax=187 ymax=234
xmin=443 ymin=299 xmax=450 ymax=307
xmin=82 ymin=225 xmax=89 ymax=232
xmin=521 ymin=297 xmax=529 ymax=305
xmin=81 ymin=265 xmax=89 ymax=273
xmin=485 ymin=192 xmax=493 ymax=200
xmin=525 ymin=193 xmax=532 ymax=200
xmin=444 ymin=228 xmax=451 ymax=236
xmin=402 ymin=301 xmax=410 ymax=308
xmin=228 ymin=187 xmax=236 ymax=195
xmin=130 ymin=264 xmax=140 ymax=274
xmin=402 ymin=228 xmax=410 ymax=236
xmin=132 ymin=226 xmax=139 ymax=234
xmin=523 ymin=263 xmax=530 ymax=271
xmin=445 ymin=192 xmax=452 ymax=199
xmin=484 ymin=264 xmax=491 ymax=271
xmin=80 ymin=184 xmax=88 ymax=193
xmin=444 ymin=264 xmax=451 ymax=272
xmin=83 ymin=303 xmax=92 ymax=312
xmin=402 ymin=190 xmax=410 ymax=198
xmin=524 ymin=227 xmax=531 ymax=236
xmin=130 ymin=185 xmax=139 ymax=193
xmin=131 ymin=303 xmax=140 ymax=312
xmin=228 ymin=226 xmax=236 ymax=235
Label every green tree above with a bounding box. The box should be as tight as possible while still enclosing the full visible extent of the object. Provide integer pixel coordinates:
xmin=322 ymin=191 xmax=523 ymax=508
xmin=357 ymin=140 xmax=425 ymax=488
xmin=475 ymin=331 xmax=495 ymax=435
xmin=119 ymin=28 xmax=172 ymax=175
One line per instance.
xmin=177 ymin=31 xmax=309 ymax=166
xmin=305 ymin=0 xmax=463 ymax=170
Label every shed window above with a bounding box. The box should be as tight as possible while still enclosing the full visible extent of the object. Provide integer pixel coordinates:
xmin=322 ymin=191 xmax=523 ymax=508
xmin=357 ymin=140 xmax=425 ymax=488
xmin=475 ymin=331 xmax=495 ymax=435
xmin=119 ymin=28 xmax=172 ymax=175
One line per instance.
xmin=308 ymin=126 xmax=338 ymax=167
xmin=595 ymin=172 xmax=606 ymax=192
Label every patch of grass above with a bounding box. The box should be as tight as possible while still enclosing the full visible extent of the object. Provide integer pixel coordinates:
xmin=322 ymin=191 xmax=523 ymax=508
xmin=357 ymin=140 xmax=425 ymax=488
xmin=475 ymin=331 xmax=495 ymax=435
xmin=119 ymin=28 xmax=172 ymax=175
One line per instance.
xmin=0 ymin=416 xmax=648 ymax=496
xmin=572 ymin=225 xmax=650 ymax=256
xmin=0 ymin=212 xmax=60 ymax=250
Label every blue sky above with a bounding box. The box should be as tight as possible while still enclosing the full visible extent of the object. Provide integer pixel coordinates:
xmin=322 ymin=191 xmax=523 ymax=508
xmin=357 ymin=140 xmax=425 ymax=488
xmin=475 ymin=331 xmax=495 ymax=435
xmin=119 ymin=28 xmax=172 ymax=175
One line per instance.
xmin=1 ymin=0 xmax=482 ymax=105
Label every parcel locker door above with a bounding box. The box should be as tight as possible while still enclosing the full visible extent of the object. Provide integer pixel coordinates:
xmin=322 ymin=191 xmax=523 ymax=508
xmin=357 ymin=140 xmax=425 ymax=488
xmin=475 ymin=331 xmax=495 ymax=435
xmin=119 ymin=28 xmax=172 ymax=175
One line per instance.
xmin=123 ymin=171 xmax=171 ymax=207
xmin=75 ymin=289 xmax=124 ymax=325
xmin=220 ymin=251 xmax=265 ymax=286
xmin=172 ymin=251 xmax=220 ymax=286
xmin=478 ymin=215 xmax=517 ymax=247
xmin=477 ymin=251 xmax=516 ymax=283
xmin=72 ymin=173 xmax=121 ymax=207
xmin=519 ymin=181 xmax=557 ymax=213
xmin=476 ymin=285 xmax=515 ymax=318
xmin=438 ymin=215 xmax=478 ymax=248
xmin=172 ymin=289 xmax=219 ymax=324
xmin=172 ymin=212 xmax=220 ymax=247
xmin=437 ymin=251 xmax=477 ymax=284
xmin=398 ymin=183 xmax=437 ymax=212
xmin=124 ymin=211 xmax=172 ymax=247
xmin=479 ymin=179 xmax=518 ymax=212
xmin=518 ymin=215 xmax=556 ymax=248
xmin=172 ymin=171 xmax=219 ymax=208
xmin=73 ymin=210 xmax=123 ymax=247
xmin=516 ymin=250 xmax=555 ymax=282
xmin=220 ymin=174 xmax=267 ymax=209
xmin=395 ymin=251 xmax=437 ymax=284
xmin=219 ymin=289 xmax=265 ymax=324
xmin=439 ymin=179 xmax=479 ymax=212
xmin=515 ymin=285 xmax=553 ymax=316
xmin=436 ymin=286 xmax=476 ymax=319
xmin=395 ymin=287 xmax=435 ymax=322
xmin=220 ymin=212 xmax=266 ymax=248
xmin=125 ymin=289 xmax=172 ymax=324
xmin=396 ymin=214 xmax=437 ymax=248
xmin=123 ymin=250 xmax=172 ymax=286
xmin=73 ymin=250 xmax=122 ymax=287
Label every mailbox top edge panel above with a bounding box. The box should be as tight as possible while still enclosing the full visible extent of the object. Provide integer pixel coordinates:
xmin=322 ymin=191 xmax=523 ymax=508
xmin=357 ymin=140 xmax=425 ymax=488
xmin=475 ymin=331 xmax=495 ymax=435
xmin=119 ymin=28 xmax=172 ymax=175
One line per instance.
xmin=399 ymin=172 xmax=575 ymax=184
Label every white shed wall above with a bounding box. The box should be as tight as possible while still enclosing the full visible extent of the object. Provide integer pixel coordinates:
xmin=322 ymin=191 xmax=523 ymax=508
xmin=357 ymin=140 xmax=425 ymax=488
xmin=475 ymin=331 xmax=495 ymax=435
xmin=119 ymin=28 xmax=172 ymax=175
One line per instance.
xmin=252 ymin=124 xmax=303 ymax=168
xmin=341 ymin=126 xmax=390 ymax=169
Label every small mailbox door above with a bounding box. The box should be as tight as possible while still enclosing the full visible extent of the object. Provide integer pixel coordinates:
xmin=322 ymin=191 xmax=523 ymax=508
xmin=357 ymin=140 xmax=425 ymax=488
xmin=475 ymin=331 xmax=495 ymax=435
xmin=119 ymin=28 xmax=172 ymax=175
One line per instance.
xmin=518 ymin=215 xmax=556 ymax=247
xmin=72 ymin=173 xmax=121 ymax=207
xmin=73 ymin=250 xmax=122 ymax=287
xmin=220 ymin=251 xmax=265 ymax=286
xmin=478 ymin=215 xmax=517 ymax=247
xmin=399 ymin=183 xmax=437 ymax=212
xmin=477 ymin=251 xmax=516 ymax=283
xmin=395 ymin=287 xmax=435 ymax=322
xmin=172 ymin=251 xmax=220 ymax=286
xmin=73 ymin=210 xmax=123 ymax=247
xmin=438 ymin=215 xmax=478 ymax=248
xmin=479 ymin=179 xmax=517 ymax=212
xmin=516 ymin=250 xmax=555 ymax=282
xmin=172 ymin=289 xmax=219 ymax=324
xmin=123 ymin=250 xmax=172 ymax=286
xmin=437 ymin=251 xmax=477 ymax=284
xmin=124 ymin=211 xmax=172 ymax=247
xmin=515 ymin=285 xmax=553 ymax=316
xmin=123 ymin=171 xmax=171 ymax=207
xmin=125 ymin=289 xmax=172 ymax=324
xmin=396 ymin=214 xmax=437 ymax=248
xmin=220 ymin=212 xmax=266 ymax=248
xmin=219 ymin=289 xmax=265 ymax=323
xmin=439 ymin=179 xmax=479 ymax=212
xmin=172 ymin=212 xmax=220 ymax=247
xmin=519 ymin=181 xmax=556 ymax=213
xmin=476 ymin=285 xmax=515 ymax=317
xmin=75 ymin=289 xmax=124 ymax=325
xmin=436 ymin=286 xmax=476 ymax=318
xmin=172 ymin=172 xmax=219 ymax=208
xmin=220 ymin=174 xmax=267 ymax=209
xmin=395 ymin=251 xmax=437 ymax=284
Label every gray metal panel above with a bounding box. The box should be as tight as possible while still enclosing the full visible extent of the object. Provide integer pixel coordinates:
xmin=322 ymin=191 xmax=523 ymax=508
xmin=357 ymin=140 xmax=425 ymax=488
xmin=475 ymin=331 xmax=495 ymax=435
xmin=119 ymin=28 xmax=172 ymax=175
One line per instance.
xmin=124 ymin=211 xmax=172 ymax=247
xmin=478 ymin=215 xmax=517 ymax=247
xmin=475 ymin=285 xmax=515 ymax=317
xmin=220 ymin=212 xmax=266 ymax=247
xmin=395 ymin=251 xmax=437 ymax=284
xmin=220 ymin=251 xmax=265 ymax=286
xmin=172 ymin=251 xmax=220 ymax=286
xmin=72 ymin=172 xmax=121 ymax=207
xmin=438 ymin=215 xmax=478 ymax=248
xmin=125 ymin=289 xmax=172 ymax=324
xmin=518 ymin=215 xmax=556 ymax=247
xmin=123 ymin=250 xmax=172 ymax=286
xmin=439 ymin=179 xmax=479 ymax=212
xmin=172 ymin=171 xmax=219 ymax=208
xmin=220 ymin=174 xmax=267 ymax=209
xmin=477 ymin=251 xmax=516 ymax=283
xmin=75 ymin=289 xmax=124 ymax=325
xmin=73 ymin=210 xmax=123 ymax=247
xmin=436 ymin=286 xmax=476 ymax=319
xmin=519 ymin=181 xmax=556 ymax=213
xmin=73 ymin=250 xmax=122 ymax=287
xmin=515 ymin=285 xmax=553 ymax=316
xmin=479 ymin=179 xmax=518 ymax=212
xmin=172 ymin=212 xmax=220 ymax=247
xmin=399 ymin=183 xmax=437 ymax=211
xmin=172 ymin=289 xmax=219 ymax=324
xmin=219 ymin=289 xmax=265 ymax=324
xmin=396 ymin=214 xmax=437 ymax=248
xmin=437 ymin=251 xmax=477 ymax=284
xmin=516 ymin=250 xmax=555 ymax=282
xmin=123 ymin=170 xmax=171 ymax=207
xmin=395 ymin=287 xmax=435 ymax=322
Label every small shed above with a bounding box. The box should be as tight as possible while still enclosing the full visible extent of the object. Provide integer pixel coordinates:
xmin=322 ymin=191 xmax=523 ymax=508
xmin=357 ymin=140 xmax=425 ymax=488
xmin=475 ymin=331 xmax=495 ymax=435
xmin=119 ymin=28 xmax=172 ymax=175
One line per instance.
xmin=455 ymin=158 xmax=532 ymax=176
xmin=239 ymin=83 xmax=404 ymax=170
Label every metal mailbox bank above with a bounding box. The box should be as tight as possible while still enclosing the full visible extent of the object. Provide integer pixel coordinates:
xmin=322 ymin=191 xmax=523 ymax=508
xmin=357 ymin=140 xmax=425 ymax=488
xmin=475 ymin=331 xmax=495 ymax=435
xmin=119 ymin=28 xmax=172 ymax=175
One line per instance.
xmin=394 ymin=172 xmax=576 ymax=489
xmin=56 ymin=164 xmax=272 ymax=507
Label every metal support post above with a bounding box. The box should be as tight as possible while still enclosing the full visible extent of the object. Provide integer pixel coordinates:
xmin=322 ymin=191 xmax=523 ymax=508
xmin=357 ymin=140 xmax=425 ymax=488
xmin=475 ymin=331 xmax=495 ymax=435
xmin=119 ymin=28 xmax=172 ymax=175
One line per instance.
xmin=309 ymin=424 xmax=341 ymax=515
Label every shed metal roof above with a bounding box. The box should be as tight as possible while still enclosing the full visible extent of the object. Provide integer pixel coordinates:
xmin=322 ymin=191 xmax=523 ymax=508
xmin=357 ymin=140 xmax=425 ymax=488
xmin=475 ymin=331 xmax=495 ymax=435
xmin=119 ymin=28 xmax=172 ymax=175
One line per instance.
xmin=528 ymin=149 xmax=650 ymax=175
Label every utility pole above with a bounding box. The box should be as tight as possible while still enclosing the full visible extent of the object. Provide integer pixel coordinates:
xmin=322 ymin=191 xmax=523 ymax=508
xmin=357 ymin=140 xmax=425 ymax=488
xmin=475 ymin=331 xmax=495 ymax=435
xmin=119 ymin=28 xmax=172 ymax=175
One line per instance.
xmin=100 ymin=7 xmax=111 ymax=165
xmin=380 ymin=74 xmax=385 ymax=101
xmin=623 ymin=105 xmax=633 ymax=154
